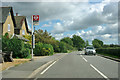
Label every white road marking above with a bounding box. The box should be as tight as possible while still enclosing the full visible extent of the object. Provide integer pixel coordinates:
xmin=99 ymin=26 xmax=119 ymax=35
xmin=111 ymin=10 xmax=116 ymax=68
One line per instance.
xmin=40 ymin=61 xmax=57 ymax=74
xmin=99 ymin=56 xmax=118 ymax=63
xmin=90 ymin=64 xmax=109 ymax=80
xmin=81 ymin=55 xmax=88 ymax=62
xmin=82 ymin=57 xmax=88 ymax=62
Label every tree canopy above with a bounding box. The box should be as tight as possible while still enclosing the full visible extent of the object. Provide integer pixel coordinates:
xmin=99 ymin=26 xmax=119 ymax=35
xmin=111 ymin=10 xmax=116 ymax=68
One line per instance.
xmin=92 ymin=39 xmax=103 ymax=48
xmin=85 ymin=40 xmax=89 ymax=47
xmin=72 ymin=35 xmax=85 ymax=49
xmin=60 ymin=37 xmax=73 ymax=46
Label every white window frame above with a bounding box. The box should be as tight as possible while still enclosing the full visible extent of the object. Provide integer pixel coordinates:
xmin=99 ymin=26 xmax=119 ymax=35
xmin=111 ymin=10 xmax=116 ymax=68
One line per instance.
xmin=8 ymin=24 xmax=10 ymax=31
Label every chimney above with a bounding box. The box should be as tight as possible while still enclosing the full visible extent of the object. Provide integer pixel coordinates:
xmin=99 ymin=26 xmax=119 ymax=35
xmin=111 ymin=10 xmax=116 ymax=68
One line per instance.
xmin=16 ymin=13 xmax=18 ymax=16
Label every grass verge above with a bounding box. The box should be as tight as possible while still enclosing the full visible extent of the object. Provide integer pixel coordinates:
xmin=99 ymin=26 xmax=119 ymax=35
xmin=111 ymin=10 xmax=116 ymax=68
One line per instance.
xmin=98 ymin=53 xmax=120 ymax=59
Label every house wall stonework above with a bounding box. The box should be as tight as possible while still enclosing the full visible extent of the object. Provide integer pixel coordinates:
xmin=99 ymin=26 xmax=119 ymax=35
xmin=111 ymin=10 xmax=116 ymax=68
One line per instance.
xmin=20 ymin=21 xmax=28 ymax=36
xmin=3 ymin=12 xmax=14 ymax=37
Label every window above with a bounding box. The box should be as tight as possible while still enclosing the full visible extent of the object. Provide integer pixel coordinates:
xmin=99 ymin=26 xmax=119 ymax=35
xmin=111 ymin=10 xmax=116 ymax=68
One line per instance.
xmin=86 ymin=47 xmax=94 ymax=49
xmin=9 ymin=12 xmax=10 ymax=16
xmin=8 ymin=24 xmax=10 ymax=31
xmin=22 ymin=30 xmax=25 ymax=35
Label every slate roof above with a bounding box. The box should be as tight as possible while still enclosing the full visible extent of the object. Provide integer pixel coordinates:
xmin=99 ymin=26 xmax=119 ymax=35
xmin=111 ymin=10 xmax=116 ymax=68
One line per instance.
xmin=14 ymin=16 xmax=31 ymax=34
xmin=0 ymin=7 xmax=16 ymax=27
xmin=14 ymin=16 xmax=25 ymax=29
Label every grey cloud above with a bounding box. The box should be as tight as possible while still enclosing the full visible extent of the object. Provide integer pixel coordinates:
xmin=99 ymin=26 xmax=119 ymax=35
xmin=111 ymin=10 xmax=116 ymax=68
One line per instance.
xmin=102 ymin=2 xmax=118 ymax=21
xmin=51 ymin=2 xmax=118 ymax=34
xmin=2 ymin=2 xmax=118 ymax=35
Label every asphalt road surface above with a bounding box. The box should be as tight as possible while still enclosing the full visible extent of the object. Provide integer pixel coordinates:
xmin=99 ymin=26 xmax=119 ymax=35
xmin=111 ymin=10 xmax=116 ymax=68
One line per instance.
xmin=34 ymin=51 xmax=118 ymax=80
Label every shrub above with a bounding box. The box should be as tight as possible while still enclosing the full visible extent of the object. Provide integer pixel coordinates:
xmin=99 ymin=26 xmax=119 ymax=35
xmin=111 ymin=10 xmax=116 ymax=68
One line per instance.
xmin=2 ymin=36 xmax=10 ymax=51
xmin=34 ymin=42 xmax=54 ymax=56
xmin=34 ymin=42 xmax=43 ymax=56
xmin=9 ymin=38 xmax=25 ymax=58
xmin=2 ymin=35 xmax=31 ymax=58
xmin=42 ymin=44 xmax=54 ymax=55
xmin=24 ymin=43 xmax=31 ymax=49
xmin=20 ymin=48 xmax=30 ymax=58
xmin=0 ymin=39 xmax=1 ymax=50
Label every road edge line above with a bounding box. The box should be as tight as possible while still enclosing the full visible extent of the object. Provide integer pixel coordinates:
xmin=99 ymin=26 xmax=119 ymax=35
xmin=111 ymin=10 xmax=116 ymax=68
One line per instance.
xmin=97 ymin=54 xmax=120 ymax=62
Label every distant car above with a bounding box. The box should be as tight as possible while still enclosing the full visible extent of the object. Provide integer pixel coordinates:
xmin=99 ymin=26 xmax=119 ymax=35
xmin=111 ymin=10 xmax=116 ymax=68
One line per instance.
xmin=78 ymin=48 xmax=82 ymax=51
xmin=85 ymin=46 xmax=96 ymax=55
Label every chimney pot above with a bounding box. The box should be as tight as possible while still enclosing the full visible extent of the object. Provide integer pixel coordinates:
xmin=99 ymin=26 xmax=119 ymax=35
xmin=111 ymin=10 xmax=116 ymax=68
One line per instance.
xmin=16 ymin=13 xmax=18 ymax=16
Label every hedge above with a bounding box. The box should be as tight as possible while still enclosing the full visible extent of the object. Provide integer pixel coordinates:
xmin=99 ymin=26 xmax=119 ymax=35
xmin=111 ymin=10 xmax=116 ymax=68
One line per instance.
xmin=2 ymin=34 xmax=31 ymax=58
xmin=96 ymin=48 xmax=120 ymax=58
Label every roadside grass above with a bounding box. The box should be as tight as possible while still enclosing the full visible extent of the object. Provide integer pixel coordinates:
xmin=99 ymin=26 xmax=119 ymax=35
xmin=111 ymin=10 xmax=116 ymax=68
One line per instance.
xmin=14 ymin=64 xmax=20 ymax=67
xmin=1 ymin=59 xmax=30 ymax=71
xmin=67 ymin=50 xmax=74 ymax=53
xmin=25 ymin=55 xmax=32 ymax=59
xmin=14 ymin=60 xmax=28 ymax=67
xmin=98 ymin=53 xmax=120 ymax=59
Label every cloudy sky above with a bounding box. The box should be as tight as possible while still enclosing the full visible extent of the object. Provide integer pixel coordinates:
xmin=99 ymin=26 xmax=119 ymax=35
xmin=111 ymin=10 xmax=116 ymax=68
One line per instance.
xmin=1 ymin=0 xmax=120 ymax=44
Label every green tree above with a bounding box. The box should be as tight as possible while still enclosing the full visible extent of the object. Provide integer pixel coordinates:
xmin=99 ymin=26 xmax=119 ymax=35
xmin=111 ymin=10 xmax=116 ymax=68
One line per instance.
xmin=60 ymin=37 xmax=73 ymax=46
xmin=34 ymin=29 xmax=60 ymax=52
xmin=23 ymin=35 xmax=32 ymax=45
xmin=85 ymin=40 xmax=89 ymax=47
xmin=72 ymin=35 xmax=85 ymax=49
xmin=59 ymin=42 xmax=67 ymax=53
xmin=92 ymin=39 xmax=103 ymax=48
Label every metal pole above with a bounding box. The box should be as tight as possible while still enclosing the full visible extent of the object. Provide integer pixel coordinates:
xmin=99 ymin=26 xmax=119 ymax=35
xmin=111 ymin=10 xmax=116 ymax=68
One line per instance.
xmin=34 ymin=27 xmax=35 ymax=32
xmin=31 ymin=15 xmax=34 ymax=61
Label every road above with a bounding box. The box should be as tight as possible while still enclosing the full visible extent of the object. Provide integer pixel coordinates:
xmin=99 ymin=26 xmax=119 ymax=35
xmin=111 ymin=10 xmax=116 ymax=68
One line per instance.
xmin=34 ymin=51 xmax=119 ymax=80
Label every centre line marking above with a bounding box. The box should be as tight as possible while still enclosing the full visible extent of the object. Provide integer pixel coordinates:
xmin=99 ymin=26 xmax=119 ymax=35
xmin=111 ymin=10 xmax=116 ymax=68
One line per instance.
xmin=41 ymin=61 xmax=57 ymax=74
xmin=82 ymin=57 xmax=88 ymax=62
xmin=81 ymin=55 xmax=88 ymax=62
xmin=90 ymin=64 xmax=109 ymax=80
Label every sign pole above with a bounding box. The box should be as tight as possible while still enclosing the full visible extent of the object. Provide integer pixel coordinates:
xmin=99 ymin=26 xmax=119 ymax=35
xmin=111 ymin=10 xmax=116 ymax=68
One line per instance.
xmin=31 ymin=15 xmax=39 ymax=61
xmin=31 ymin=15 xmax=34 ymax=61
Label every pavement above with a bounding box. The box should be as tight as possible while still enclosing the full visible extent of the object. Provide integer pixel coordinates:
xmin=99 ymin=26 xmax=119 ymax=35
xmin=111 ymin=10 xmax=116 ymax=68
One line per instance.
xmin=1 ymin=53 xmax=67 ymax=78
xmin=0 ymin=54 xmax=3 ymax=63
xmin=1 ymin=51 xmax=119 ymax=80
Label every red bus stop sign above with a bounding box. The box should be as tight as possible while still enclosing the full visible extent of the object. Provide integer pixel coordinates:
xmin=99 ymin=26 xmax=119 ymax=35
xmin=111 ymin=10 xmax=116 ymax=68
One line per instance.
xmin=33 ymin=15 xmax=39 ymax=25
